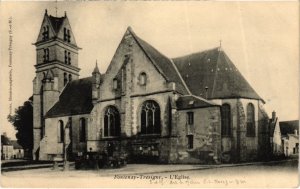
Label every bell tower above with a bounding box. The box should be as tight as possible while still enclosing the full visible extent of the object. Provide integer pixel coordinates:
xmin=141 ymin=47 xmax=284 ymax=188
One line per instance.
xmin=32 ymin=9 xmax=81 ymax=160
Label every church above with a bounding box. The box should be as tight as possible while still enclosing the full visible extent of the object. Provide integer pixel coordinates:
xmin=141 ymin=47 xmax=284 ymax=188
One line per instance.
xmin=32 ymin=10 xmax=271 ymax=164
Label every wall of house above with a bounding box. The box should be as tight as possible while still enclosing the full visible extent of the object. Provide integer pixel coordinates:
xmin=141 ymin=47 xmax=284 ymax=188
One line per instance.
xmin=2 ymin=145 xmax=14 ymax=160
xmin=283 ymin=135 xmax=299 ymax=156
xmin=174 ymin=106 xmax=221 ymax=164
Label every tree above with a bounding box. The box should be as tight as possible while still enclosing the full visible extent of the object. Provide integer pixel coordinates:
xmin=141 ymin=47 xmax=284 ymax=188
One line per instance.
xmin=7 ymin=96 xmax=33 ymax=153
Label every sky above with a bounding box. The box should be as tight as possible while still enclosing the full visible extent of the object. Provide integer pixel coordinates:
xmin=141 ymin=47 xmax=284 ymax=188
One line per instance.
xmin=0 ymin=1 xmax=299 ymax=139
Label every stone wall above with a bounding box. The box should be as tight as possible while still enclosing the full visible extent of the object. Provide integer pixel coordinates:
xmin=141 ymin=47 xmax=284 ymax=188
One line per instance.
xmin=39 ymin=114 xmax=90 ymax=160
xmin=175 ymin=106 xmax=221 ymax=164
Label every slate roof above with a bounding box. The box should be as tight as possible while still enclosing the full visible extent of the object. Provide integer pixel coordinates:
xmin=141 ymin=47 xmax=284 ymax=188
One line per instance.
xmin=48 ymin=15 xmax=65 ymax=34
xmin=128 ymin=28 xmax=189 ymax=95
xmin=176 ymin=95 xmax=218 ymax=110
xmin=279 ymin=120 xmax=299 ymax=136
xmin=1 ymin=135 xmax=12 ymax=146
xmin=172 ymin=48 xmax=264 ymax=102
xmin=11 ymin=140 xmax=23 ymax=149
xmin=46 ymin=77 xmax=94 ymax=118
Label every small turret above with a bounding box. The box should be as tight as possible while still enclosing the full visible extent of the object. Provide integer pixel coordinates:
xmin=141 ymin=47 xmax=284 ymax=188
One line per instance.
xmin=92 ymin=61 xmax=101 ymax=103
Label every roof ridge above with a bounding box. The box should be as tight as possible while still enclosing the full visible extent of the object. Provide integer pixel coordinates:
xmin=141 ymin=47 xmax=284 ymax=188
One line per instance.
xmin=168 ymin=58 xmax=192 ymax=95
xmin=172 ymin=47 xmax=219 ymax=60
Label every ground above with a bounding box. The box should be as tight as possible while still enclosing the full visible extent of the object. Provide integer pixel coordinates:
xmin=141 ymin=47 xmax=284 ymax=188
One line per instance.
xmin=1 ymin=159 xmax=298 ymax=188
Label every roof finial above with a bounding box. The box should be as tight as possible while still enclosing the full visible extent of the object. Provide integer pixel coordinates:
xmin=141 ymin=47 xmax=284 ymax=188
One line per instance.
xmin=64 ymin=11 xmax=67 ymax=17
xmin=55 ymin=0 xmax=58 ymax=17
xmin=45 ymin=9 xmax=48 ymax=15
xmin=219 ymin=40 xmax=222 ymax=48
xmin=93 ymin=60 xmax=100 ymax=74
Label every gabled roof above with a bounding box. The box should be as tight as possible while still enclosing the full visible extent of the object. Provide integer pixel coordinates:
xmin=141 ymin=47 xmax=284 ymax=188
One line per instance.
xmin=279 ymin=120 xmax=299 ymax=136
xmin=11 ymin=140 xmax=23 ymax=149
xmin=48 ymin=15 xmax=65 ymax=34
xmin=128 ymin=28 xmax=189 ymax=95
xmin=1 ymin=135 xmax=12 ymax=146
xmin=172 ymin=48 xmax=264 ymax=102
xmin=176 ymin=95 xmax=218 ymax=110
xmin=46 ymin=77 xmax=94 ymax=118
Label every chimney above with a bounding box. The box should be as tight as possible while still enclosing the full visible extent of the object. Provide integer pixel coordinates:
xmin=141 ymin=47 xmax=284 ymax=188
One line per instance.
xmin=295 ymin=129 xmax=298 ymax=136
xmin=272 ymin=111 xmax=276 ymax=120
xmin=3 ymin=132 xmax=7 ymax=137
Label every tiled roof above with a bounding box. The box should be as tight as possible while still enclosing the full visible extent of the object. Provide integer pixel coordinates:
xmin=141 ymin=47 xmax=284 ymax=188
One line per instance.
xmin=172 ymin=48 xmax=264 ymax=102
xmin=129 ymin=28 xmax=189 ymax=95
xmin=176 ymin=95 xmax=218 ymax=110
xmin=46 ymin=77 xmax=94 ymax=118
xmin=48 ymin=15 xmax=65 ymax=34
xmin=279 ymin=120 xmax=299 ymax=136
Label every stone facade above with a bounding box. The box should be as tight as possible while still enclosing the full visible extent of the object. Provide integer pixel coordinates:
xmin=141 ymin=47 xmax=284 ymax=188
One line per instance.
xmin=32 ymin=11 xmax=271 ymax=163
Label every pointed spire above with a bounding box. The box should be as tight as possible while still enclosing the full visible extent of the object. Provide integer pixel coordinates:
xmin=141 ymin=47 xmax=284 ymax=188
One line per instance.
xmin=64 ymin=11 xmax=67 ymax=18
xmin=45 ymin=9 xmax=48 ymax=15
xmin=92 ymin=60 xmax=100 ymax=74
xmin=218 ymin=40 xmax=222 ymax=51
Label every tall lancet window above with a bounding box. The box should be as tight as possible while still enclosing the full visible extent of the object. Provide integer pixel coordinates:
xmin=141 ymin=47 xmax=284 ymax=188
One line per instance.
xmin=58 ymin=120 xmax=64 ymax=143
xmin=64 ymin=73 xmax=68 ymax=86
xmin=140 ymin=100 xmax=161 ymax=135
xmin=246 ymin=103 xmax=255 ymax=137
xmin=221 ymin=104 xmax=231 ymax=136
xmin=104 ymin=106 xmax=120 ymax=137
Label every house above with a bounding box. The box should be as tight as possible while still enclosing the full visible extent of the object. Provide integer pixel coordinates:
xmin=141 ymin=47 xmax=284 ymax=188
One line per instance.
xmin=11 ymin=140 xmax=24 ymax=159
xmin=1 ymin=133 xmax=14 ymax=160
xmin=269 ymin=111 xmax=283 ymax=155
xmin=279 ymin=120 xmax=299 ymax=157
xmin=32 ymin=10 xmax=271 ymax=163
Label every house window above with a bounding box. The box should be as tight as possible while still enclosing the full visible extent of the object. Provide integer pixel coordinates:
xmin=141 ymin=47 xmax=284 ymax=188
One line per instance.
xmin=69 ymin=74 xmax=72 ymax=82
xmin=113 ymin=78 xmax=118 ymax=90
xmin=58 ymin=120 xmax=64 ymax=143
xmin=187 ymin=135 xmax=193 ymax=149
xmin=246 ymin=103 xmax=255 ymax=137
xmin=187 ymin=112 xmax=194 ymax=125
xmin=79 ymin=118 xmax=86 ymax=142
xmin=42 ymin=26 xmax=49 ymax=40
xmin=43 ymin=48 xmax=49 ymax=63
xmin=140 ymin=100 xmax=161 ymax=135
xmin=64 ymin=73 xmax=68 ymax=86
xmin=104 ymin=106 xmax=120 ymax=137
xmin=221 ymin=104 xmax=231 ymax=136
xmin=139 ymin=72 xmax=147 ymax=86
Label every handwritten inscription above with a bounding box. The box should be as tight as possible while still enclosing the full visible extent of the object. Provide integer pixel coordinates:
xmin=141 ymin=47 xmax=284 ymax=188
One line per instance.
xmin=114 ymin=174 xmax=247 ymax=186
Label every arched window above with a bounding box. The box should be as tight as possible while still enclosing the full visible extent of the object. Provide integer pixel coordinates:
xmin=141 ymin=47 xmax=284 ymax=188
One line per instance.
xmin=68 ymin=52 xmax=71 ymax=64
xmin=43 ymin=48 xmax=49 ymax=63
xmin=42 ymin=26 xmax=49 ymax=40
xmin=104 ymin=106 xmax=120 ymax=137
xmin=221 ymin=104 xmax=231 ymax=136
xmin=139 ymin=72 xmax=147 ymax=86
xmin=58 ymin=120 xmax=64 ymax=143
xmin=79 ymin=118 xmax=86 ymax=142
xmin=64 ymin=50 xmax=67 ymax=64
xmin=64 ymin=73 xmax=68 ymax=86
xmin=113 ymin=78 xmax=118 ymax=90
xmin=246 ymin=103 xmax=255 ymax=137
xmin=140 ymin=100 xmax=161 ymax=135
